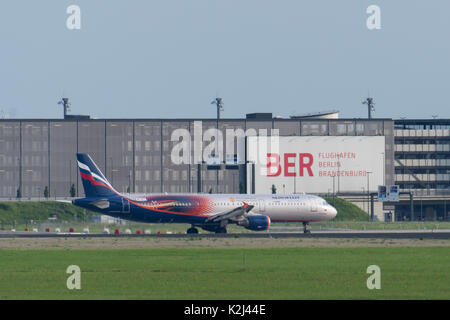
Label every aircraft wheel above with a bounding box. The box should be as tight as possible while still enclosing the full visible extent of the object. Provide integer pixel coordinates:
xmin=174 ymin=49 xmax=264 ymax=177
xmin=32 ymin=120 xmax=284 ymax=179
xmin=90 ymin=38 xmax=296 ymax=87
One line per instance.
xmin=187 ymin=227 xmax=198 ymax=234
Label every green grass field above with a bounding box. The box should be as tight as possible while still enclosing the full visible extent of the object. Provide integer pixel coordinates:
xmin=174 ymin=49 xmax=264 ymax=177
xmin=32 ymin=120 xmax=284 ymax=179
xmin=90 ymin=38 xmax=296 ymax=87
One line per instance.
xmin=0 ymin=247 xmax=448 ymax=299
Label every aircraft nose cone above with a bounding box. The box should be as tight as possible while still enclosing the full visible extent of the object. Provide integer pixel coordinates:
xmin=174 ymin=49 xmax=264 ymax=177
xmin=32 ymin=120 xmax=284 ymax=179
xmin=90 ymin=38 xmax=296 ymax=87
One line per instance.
xmin=330 ymin=207 xmax=337 ymax=219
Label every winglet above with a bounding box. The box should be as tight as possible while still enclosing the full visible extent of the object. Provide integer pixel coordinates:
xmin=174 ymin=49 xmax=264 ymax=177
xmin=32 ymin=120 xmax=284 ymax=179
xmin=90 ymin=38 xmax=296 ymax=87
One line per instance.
xmin=242 ymin=202 xmax=254 ymax=213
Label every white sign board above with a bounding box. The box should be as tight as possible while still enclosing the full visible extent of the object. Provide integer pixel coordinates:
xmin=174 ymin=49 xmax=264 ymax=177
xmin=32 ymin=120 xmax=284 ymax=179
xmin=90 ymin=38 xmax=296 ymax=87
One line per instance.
xmin=378 ymin=185 xmax=399 ymax=202
xmin=247 ymin=136 xmax=385 ymax=194
xmin=378 ymin=185 xmax=388 ymax=201
xmin=387 ymin=185 xmax=399 ymax=202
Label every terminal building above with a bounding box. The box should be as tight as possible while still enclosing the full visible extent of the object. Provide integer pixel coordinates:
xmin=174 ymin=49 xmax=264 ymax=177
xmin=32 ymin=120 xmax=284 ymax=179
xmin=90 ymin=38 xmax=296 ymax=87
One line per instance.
xmin=0 ymin=111 xmax=449 ymax=221
xmin=393 ymin=119 xmax=450 ymax=221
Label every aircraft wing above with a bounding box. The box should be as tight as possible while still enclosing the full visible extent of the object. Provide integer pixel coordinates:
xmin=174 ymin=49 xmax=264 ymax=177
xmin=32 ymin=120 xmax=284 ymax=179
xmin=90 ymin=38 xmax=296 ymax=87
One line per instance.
xmin=206 ymin=202 xmax=254 ymax=223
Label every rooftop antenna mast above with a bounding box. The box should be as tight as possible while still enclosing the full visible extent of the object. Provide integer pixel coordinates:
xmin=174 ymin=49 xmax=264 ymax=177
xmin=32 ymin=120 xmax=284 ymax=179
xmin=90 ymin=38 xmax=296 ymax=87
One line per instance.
xmin=0 ymin=108 xmax=9 ymax=119
xmin=362 ymin=96 xmax=375 ymax=119
xmin=210 ymin=96 xmax=224 ymax=193
xmin=211 ymin=97 xmax=224 ymax=122
xmin=57 ymin=97 xmax=71 ymax=119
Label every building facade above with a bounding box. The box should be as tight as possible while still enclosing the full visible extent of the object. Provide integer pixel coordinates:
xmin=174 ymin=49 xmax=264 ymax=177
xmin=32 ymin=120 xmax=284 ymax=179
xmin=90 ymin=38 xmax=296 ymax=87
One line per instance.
xmin=394 ymin=119 xmax=450 ymax=221
xmin=0 ymin=117 xmax=393 ymax=197
xmin=4 ymin=116 xmax=450 ymax=221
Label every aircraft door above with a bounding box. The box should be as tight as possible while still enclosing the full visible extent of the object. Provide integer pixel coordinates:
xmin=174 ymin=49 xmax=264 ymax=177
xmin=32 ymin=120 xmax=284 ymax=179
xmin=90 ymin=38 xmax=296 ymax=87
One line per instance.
xmin=122 ymin=198 xmax=130 ymax=213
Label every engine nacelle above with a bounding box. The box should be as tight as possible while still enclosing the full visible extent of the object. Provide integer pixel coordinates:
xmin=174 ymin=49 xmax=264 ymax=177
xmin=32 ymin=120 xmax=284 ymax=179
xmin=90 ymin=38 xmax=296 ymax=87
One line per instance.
xmin=244 ymin=215 xmax=271 ymax=231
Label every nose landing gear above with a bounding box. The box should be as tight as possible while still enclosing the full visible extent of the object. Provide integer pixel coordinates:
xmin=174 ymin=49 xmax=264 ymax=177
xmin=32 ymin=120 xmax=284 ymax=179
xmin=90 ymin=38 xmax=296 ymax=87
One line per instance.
xmin=186 ymin=226 xmax=199 ymax=234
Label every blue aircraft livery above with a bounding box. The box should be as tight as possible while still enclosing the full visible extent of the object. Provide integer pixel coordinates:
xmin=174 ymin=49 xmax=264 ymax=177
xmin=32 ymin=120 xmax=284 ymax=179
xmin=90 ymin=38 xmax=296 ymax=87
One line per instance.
xmin=73 ymin=153 xmax=337 ymax=233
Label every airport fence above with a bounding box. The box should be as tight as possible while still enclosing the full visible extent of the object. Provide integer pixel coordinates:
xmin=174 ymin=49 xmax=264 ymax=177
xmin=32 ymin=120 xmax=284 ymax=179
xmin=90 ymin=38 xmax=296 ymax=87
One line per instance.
xmin=2 ymin=220 xmax=450 ymax=234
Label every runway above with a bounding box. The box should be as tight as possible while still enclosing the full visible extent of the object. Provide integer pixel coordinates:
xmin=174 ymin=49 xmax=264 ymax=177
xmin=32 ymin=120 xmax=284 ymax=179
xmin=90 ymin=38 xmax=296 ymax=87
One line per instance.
xmin=1 ymin=230 xmax=449 ymax=239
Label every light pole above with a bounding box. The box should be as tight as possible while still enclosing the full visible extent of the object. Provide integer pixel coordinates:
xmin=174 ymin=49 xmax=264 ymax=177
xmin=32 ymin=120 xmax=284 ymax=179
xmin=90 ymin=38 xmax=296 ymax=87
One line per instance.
xmin=17 ymin=157 xmax=22 ymax=199
xmin=337 ymin=154 xmax=340 ymax=193
xmin=361 ymin=187 xmax=365 ymax=212
xmin=367 ymin=171 xmax=372 ymax=221
xmin=332 ymin=175 xmax=336 ymax=206
xmin=69 ymin=160 xmax=72 ymax=197
xmin=128 ymin=171 xmax=131 ymax=194
xmin=211 ymin=97 xmax=224 ymax=194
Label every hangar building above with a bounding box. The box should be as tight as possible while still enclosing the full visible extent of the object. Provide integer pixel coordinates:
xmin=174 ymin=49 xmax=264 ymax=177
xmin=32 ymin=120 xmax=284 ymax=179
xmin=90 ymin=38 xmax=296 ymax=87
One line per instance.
xmin=0 ymin=113 xmax=448 ymax=221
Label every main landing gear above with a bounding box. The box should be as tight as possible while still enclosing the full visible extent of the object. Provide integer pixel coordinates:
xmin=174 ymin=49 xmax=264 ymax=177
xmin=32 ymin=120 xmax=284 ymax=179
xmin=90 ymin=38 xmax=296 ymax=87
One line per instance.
xmin=215 ymin=227 xmax=227 ymax=234
xmin=186 ymin=226 xmax=199 ymax=234
xmin=303 ymin=222 xmax=311 ymax=234
xmin=186 ymin=225 xmax=227 ymax=234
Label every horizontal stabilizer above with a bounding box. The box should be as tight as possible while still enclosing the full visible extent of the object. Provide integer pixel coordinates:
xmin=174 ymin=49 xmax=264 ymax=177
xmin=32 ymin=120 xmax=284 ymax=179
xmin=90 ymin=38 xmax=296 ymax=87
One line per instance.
xmin=55 ymin=200 xmax=73 ymax=204
xmin=89 ymin=199 xmax=110 ymax=209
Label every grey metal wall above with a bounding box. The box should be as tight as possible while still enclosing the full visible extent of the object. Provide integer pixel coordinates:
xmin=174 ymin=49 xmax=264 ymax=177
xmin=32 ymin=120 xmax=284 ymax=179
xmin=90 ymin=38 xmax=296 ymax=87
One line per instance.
xmin=134 ymin=121 xmax=162 ymax=194
xmin=50 ymin=121 xmax=77 ymax=198
xmin=21 ymin=122 xmax=49 ymax=198
xmin=0 ymin=118 xmax=394 ymax=198
xmin=0 ymin=122 xmax=20 ymax=197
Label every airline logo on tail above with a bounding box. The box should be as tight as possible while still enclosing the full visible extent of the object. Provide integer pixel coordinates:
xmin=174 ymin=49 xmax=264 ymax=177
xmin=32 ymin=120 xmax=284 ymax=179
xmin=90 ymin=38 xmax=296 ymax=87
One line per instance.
xmin=78 ymin=160 xmax=112 ymax=189
xmin=77 ymin=153 xmax=117 ymax=197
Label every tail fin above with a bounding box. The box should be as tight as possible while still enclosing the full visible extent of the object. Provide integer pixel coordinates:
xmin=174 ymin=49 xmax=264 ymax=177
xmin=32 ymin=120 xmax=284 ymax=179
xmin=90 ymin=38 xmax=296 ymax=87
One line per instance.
xmin=77 ymin=153 xmax=117 ymax=198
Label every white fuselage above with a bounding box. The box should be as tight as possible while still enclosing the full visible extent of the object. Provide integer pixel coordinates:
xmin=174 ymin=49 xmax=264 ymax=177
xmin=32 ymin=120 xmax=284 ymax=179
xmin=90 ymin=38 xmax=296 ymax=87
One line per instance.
xmin=127 ymin=193 xmax=337 ymax=223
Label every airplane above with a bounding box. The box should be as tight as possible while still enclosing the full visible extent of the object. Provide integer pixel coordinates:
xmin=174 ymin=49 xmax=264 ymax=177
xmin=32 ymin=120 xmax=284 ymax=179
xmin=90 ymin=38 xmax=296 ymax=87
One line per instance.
xmin=72 ymin=153 xmax=337 ymax=234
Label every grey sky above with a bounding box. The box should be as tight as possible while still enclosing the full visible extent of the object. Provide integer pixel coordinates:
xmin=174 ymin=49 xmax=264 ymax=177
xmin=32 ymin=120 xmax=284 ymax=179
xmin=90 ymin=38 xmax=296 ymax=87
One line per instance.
xmin=1 ymin=1 xmax=449 ymax=119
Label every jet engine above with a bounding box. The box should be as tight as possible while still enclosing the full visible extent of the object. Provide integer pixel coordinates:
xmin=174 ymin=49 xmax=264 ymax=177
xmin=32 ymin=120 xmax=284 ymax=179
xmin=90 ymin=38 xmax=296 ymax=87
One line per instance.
xmin=240 ymin=215 xmax=271 ymax=231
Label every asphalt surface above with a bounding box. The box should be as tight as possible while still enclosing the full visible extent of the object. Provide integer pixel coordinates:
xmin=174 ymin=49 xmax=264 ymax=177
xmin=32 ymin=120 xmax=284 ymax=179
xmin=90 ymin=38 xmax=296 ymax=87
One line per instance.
xmin=1 ymin=230 xmax=449 ymax=239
